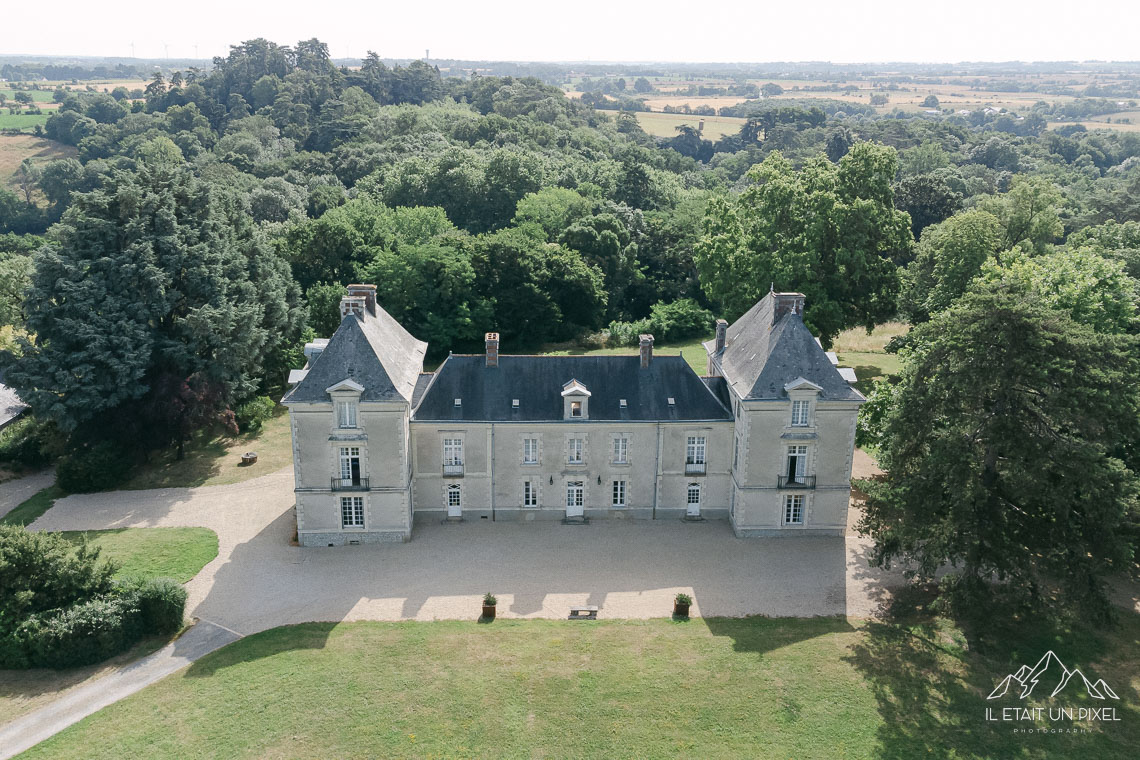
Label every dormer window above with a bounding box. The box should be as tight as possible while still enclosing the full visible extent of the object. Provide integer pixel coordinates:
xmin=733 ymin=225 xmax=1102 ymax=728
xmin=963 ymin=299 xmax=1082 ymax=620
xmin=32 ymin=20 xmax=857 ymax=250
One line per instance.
xmin=791 ymin=399 xmax=810 ymax=427
xmin=326 ymin=378 xmax=365 ymax=430
xmin=561 ymin=379 xmax=591 ymax=420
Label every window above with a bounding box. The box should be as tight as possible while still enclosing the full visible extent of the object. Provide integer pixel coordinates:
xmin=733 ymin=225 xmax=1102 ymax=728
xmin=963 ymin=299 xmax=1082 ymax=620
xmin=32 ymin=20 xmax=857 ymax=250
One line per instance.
xmin=523 ymin=437 xmax=538 ymax=465
xmin=786 ymin=445 xmax=807 ymax=482
xmin=613 ymin=435 xmax=629 ymax=464
xmin=338 ymin=447 xmax=361 ymax=484
xmin=612 ymin=480 xmax=626 ymax=507
xmin=687 ymin=482 xmax=702 ymax=506
xmin=566 ymin=481 xmax=584 ymax=508
xmin=523 ymin=480 xmax=538 ymax=508
xmin=784 ymin=494 xmax=804 ymax=524
xmin=447 ymin=484 xmax=462 ymax=508
xmin=570 ymin=400 xmax=582 ymax=417
xmin=791 ymin=399 xmax=810 ymax=427
xmin=443 ymin=438 xmax=464 ymax=466
xmin=686 ymin=436 xmax=706 ymax=465
xmin=340 ymin=496 xmax=364 ymax=528
xmin=568 ymin=438 xmax=584 ymax=464
xmin=336 ymin=400 xmax=357 ymax=429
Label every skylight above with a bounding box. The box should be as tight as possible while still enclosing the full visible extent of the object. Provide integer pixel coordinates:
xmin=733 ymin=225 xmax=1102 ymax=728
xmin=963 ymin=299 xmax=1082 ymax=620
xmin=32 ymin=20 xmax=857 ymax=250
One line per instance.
xmin=512 ymin=399 xmax=520 ymax=408
xmin=619 ymin=399 xmax=628 ymax=408
xmin=454 ymin=398 xmax=462 ymax=406
xmin=667 ymin=397 xmax=676 ymax=406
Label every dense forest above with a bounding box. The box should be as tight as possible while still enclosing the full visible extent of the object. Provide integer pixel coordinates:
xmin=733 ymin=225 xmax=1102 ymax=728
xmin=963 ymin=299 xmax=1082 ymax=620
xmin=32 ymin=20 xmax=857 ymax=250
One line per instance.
xmin=2 ymin=39 xmax=1140 ymax=615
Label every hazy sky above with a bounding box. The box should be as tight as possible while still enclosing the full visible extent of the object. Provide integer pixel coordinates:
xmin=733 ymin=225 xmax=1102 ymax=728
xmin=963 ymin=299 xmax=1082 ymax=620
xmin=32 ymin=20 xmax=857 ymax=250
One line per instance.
xmin=4 ymin=0 xmax=1138 ymax=63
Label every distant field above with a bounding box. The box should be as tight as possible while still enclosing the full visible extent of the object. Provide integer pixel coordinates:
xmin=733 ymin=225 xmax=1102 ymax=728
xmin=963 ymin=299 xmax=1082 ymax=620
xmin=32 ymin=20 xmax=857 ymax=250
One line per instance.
xmin=0 ymin=88 xmax=53 ymax=103
xmin=1048 ymin=119 xmax=1140 ymax=133
xmin=0 ymin=112 xmax=50 ymax=132
xmin=0 ymin=134 xmax=76 ymax=200
xmin=634 ymin=112 xmax=746 ymax=140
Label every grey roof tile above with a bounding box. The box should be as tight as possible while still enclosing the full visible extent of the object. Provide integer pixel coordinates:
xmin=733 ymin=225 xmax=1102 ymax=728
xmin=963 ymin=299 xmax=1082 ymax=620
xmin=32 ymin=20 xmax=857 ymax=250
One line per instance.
xmin=414 ymin=355 xmax=732 ymax=422
xmin=282 ymin=308 xmax=428 ymax=405
xmin=705 ymin=293 xmax=864 ymax=402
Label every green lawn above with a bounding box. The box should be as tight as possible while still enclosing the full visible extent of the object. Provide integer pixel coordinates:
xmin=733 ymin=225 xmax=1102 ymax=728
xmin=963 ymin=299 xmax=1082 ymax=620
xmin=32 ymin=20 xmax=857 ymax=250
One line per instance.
xmin=541 ymin=335 xmax=712 ymax=375
xmin=0 ymin=89 xmax=54 ymax=103
xmin=60 ymin=527 xmax=218 ymax=583
xmin=0 ymin=112 xmax=51 ymax=132
xmin=833 ymin=321 xmax=908 ymax=395
xmin=22 ymin=613 xmax=1140 ymax=759
xmin=123 ymin=409 xmax=292 ymax=490
xmin=0 ymin=485 xmax=63 ymax=527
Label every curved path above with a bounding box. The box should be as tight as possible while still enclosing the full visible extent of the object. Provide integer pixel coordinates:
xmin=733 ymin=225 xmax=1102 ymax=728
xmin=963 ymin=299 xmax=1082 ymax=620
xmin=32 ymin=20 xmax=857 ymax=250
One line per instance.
xmin=2 ymin=453 xmax=907 ymax=757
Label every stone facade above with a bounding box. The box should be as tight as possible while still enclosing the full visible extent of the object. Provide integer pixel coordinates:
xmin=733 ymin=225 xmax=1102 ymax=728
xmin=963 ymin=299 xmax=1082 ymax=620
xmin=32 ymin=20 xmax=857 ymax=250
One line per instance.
xmin=282 ymin=286 xmax=864 ymax=546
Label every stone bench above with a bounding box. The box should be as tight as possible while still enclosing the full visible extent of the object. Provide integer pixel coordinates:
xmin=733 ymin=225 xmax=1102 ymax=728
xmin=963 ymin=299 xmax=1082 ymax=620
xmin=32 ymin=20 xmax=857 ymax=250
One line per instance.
xmin=568 ymin=605 xmax=598 ymax=620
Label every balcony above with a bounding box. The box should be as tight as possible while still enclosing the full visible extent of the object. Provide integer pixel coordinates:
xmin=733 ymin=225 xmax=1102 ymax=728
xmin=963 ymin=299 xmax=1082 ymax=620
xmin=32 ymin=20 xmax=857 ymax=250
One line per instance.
xmin=685 ymin=462 xmax=706 ymax=475
xmin=331 ymin=477 xmax=369 ymax=491
xmin=442 ymin=464 xmax=465 ymax=477
xmin=778 ymin=474 xmax=815 ymax=489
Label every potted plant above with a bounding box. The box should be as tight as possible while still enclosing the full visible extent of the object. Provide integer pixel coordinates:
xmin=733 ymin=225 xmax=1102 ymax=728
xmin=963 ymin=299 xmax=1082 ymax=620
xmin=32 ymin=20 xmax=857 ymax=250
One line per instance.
xmin=482 ymin=592 xmax=497 ymax=620
xmin=674 ymin=592 xmax=692 ymax=618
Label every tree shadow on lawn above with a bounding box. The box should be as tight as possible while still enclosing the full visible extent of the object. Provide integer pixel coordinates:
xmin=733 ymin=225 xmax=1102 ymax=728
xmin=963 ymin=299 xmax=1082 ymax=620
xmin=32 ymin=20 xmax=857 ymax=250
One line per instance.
xmin=845 ymin=587 xmax=1140 ymax=760
xmin=183 ymin=623 xmax=339 ymax=680
xmin=702 ymin=615 xmax=856 ymax=657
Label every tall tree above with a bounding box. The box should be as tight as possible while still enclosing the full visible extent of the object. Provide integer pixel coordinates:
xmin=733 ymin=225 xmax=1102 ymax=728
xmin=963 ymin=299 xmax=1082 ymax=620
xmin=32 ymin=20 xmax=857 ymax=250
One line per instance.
xmin=8 ymin=161 xmax=303 ymax=453
xmin=858 ymin=281 xmax=1140 ymax=621
xmin=695 ymin=142 xmax=911 ymax=346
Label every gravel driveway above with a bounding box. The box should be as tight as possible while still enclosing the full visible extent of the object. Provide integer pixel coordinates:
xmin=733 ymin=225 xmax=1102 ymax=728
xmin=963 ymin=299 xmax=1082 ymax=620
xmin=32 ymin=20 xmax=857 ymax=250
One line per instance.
xmin=29 ymin=460 xmax=905 ymax=635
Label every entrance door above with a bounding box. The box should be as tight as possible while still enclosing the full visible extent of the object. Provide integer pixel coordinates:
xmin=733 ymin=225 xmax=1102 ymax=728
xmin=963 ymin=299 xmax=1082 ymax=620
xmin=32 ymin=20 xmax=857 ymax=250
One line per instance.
xmin=566 ymin=481 xmax=584 ymax=518
xmin=686 ymin=482 xmax=701 ymax=517
xmin=447 ymin=484 xmax=462 ymax=518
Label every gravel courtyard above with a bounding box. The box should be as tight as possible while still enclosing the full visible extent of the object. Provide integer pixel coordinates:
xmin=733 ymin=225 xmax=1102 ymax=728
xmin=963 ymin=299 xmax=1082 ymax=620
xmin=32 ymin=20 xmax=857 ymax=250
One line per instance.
xmin=27 ymin=452 xmax=904 ymax=636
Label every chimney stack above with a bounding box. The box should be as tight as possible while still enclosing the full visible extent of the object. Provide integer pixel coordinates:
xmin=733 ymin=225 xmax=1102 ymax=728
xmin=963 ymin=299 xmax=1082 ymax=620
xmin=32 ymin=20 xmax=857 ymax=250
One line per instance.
xmin=339 ymin=296 xmax=366 ymax=320
xmin=639 ymin=334 xmax=654 ymax=369
xmin=714 ymin=319 xmax=728 ymax=354
xmin=346 ymin=284 xmax=377 ymax=315
xmin=485 ymin=332 xmax=499 ymax=368
xmin=772 ymin=292 xmax=806 ymax=325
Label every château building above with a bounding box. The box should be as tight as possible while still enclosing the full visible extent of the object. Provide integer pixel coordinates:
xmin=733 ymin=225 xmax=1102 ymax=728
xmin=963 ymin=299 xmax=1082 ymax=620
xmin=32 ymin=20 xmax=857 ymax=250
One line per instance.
xmin=282 ymin=285 xmax=863 ymax=546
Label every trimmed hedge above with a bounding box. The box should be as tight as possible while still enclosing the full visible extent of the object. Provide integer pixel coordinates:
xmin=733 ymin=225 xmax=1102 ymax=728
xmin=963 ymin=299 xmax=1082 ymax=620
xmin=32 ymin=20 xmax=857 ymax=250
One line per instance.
xmin=134 ymin=577 xmax=189 ymax=635
xmin=18 ymin=594 xmax=143 ymax=669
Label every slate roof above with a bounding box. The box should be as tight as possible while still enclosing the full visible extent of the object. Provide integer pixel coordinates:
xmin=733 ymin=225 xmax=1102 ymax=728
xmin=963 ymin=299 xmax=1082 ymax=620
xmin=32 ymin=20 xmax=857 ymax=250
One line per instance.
xmin=703 ymin=293 xmax=864 ymax=402
xmin=413 ymin=355 xmax=732 ymax=422
xmin=282 ymin=308 xmax=428 ymax=405
xmin=0 ymin=376 xmax=28 ymax=430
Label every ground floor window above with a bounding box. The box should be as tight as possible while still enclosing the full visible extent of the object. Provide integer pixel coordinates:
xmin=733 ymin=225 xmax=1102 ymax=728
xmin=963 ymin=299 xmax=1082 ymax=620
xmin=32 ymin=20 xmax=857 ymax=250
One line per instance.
xmin=340 ymin=496 xmax=364 ymax=528
xmin=783 ymin=494 xmax=804 ymax=525
xmin=612 ymin=480 xmax=626 ymax=507
xmin=448 ymin=484 xmax=462 ymax=509
xmin=523 ymin=480 xmax=538 ymax=507
xmin=687 ymin=482 xmax=701 ymax=506
xmin=566 ymin=481 xmax=584 ymax=508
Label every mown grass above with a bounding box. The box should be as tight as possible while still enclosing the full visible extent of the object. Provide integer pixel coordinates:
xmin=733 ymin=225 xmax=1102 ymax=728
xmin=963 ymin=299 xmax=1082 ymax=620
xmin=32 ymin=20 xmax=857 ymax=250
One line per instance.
xmin=21 ymin=612 xmax=1140 ymax=759
xmin=833 ymin=321 xmax=908 ymax=395
xmin=541 ymin=335 xmax=712 ymax=375
xmin=0 ymin=112 xmax=51 ymax=132
xmin=123 ymin=409 xmax=291 ymax=490
xmin=59 ymin=527 xmax=219 ymax=583
xmin=0 ymin=485 xmax=64 ymax=527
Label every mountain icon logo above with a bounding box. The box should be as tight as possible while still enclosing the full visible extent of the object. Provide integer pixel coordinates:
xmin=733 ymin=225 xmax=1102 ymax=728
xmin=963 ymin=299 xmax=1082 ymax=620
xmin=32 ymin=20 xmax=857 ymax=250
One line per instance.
xmin=987 ymin=651 xmax=1119 ymax=700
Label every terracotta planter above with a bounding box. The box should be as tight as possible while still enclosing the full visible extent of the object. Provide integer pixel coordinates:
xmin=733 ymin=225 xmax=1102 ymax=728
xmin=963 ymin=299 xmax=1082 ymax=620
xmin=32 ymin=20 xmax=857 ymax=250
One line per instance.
xmin=674 ymin=602 xmax=690 ymax=617
xmin=482 ymin=604 xmax=496 ymax=620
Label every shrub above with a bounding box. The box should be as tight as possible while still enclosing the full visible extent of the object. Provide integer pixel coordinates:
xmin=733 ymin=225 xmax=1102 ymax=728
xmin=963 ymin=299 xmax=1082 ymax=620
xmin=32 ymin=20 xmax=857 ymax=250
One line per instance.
xmin=648 ymin=298 xmax=713 ymax=342
xmin=606 ymin=317 xmax=653 ymax=347
xmin=483 ymin=592 xmax=497 ymax=605
xmin=0 ymin=525 xmax=116 ymax=623
xmin=20 ymin=593 xmax=143 ymax=669
xmin=675 ymin=592 xmax=693 ymax=605
xmin=0 ymin=415 xmax=64 ymax=468
xmin=56 ymin=441 xmax=132 ymax=493
xmin=235 ymin=396 xmax=276 ymax=433
xmin=132 ymin=577 xmax=188 ymax=635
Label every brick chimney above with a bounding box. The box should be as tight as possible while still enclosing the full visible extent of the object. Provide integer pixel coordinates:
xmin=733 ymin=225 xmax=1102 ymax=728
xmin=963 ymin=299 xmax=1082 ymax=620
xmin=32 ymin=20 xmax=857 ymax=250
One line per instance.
xmin=339 ymin=296 xmax=366 ymax=320
xmin=714 ymin=319 xmax=728 ymax=353
xmin=639 ymin=334 xmax=654 ymax=369
xmin=773 ymin=292 xmax=806 ymax=325
xmin=346 ymin=284 xmax=377 ymax=315
xmin=485 ymin=332 xmax=499 ymax=368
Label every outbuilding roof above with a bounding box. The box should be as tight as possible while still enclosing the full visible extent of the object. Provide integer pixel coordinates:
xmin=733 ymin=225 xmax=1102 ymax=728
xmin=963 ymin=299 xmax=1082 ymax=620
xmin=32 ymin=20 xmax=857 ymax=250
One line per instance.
xmin=413 ymin=355 xmax=732 ymax=422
